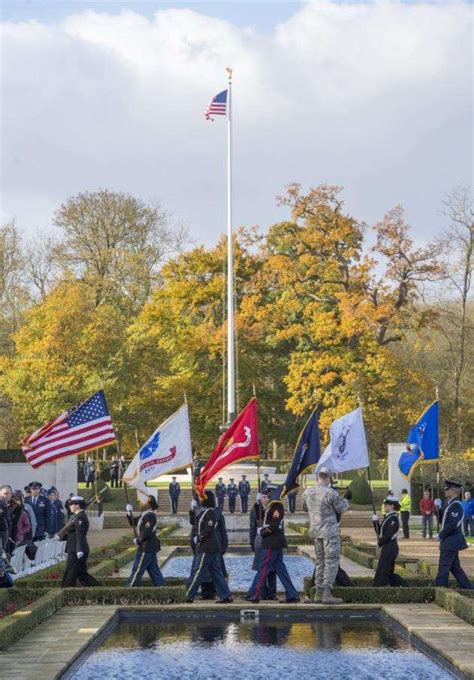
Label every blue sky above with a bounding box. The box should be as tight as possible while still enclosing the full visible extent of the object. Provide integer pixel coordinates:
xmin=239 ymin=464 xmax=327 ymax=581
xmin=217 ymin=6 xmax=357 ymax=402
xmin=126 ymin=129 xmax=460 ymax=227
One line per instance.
xmin=1 ymin=1 xmax=472 ymax=246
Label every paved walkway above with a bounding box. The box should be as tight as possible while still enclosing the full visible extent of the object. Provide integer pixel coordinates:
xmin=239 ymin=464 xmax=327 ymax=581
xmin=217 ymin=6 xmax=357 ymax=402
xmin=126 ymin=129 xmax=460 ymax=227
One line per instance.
xmin=385 ymin=603 xmax=474 ymax=678
xmin=0 ymin=606 xmax=116 ymax=679
xmin=341 ymin=527 xmax=474 ymax=577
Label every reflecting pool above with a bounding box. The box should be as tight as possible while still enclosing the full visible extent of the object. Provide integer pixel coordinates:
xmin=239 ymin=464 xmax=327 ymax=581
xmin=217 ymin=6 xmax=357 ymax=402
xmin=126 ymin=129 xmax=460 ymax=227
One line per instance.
xmin=68 ymin=616 xmax=458 ymax=679
xmin=161 ymin=553 xmax=313 ymax=591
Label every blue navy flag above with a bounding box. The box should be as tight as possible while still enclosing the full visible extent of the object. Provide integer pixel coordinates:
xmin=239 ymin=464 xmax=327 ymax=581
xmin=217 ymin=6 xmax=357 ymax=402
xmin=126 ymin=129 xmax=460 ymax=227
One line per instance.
xmin=278 ymin=410 xmax=321 ymax=499
xmin=205 ymin=89 xmax=227 ymax=120
xmin=399 ymin=400 xmax=439 ymax=479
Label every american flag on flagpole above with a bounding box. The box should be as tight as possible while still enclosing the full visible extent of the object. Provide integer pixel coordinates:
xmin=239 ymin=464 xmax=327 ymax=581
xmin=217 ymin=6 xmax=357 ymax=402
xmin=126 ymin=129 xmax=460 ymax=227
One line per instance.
xmin=21 ymin=390 xmax=117 ymax=469
xmin=205 ymin=89 xmax=227 ymax=120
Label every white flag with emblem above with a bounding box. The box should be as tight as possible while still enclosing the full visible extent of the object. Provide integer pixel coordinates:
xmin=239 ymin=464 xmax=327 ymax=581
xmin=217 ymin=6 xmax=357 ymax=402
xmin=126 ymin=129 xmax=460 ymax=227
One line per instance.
xmin=316 ymin=407 xmax=368 ymax=473
xmin=123 ymin=403 xmax=192 ymax=501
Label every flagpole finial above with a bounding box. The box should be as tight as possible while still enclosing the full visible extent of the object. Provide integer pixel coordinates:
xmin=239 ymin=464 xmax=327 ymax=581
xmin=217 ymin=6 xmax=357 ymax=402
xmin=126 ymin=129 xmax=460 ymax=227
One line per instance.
xmin=435 ymin=386 xmax=439 ymax=401
xmin=226 ymin=67 xmax=233 ymax=82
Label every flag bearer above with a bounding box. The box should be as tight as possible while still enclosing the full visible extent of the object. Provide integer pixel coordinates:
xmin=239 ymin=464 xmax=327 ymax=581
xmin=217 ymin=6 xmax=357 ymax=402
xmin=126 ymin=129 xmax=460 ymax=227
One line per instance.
xmin=169 ymin=477 xmax=181 ymax=514
xmin=227 ymin=478 xmax=238 ymax=514
xmin=126 ymin=495 xmax=165 ymax=587
xmin=238 ymin=475 xmax=251 ymax=513
xmin=186 ymin=491 xmax=233 ymax=603
xmin=215 ymin=478 xmax=226 ymax=511
xmin=249 ymin=493 xmax=277 ymax=600
xmin=60 ymin=496 xmax=99 ymax=587
xmin=303 ymin=467 xmax=351 ymax=604
xmin=372 ymin=495 xmax=403 ymax=587
xmin=435 ymin=480 xmax=473 ymax=590
xmin=245 ymin=486 xmax=299 ymax=604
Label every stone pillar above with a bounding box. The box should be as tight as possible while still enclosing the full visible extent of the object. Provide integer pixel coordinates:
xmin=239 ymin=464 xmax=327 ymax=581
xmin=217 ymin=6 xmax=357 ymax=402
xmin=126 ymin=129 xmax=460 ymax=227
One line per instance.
xmin=388 ymin=443 xmax=410 ymax=498
xmin=55 ymin=456 xmax=77 ymax=497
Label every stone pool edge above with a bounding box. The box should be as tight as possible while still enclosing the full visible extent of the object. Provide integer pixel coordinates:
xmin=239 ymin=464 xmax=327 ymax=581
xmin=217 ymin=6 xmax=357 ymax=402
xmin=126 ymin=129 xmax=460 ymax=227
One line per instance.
xmin=58 ymin=602 xmax=473 ymax=680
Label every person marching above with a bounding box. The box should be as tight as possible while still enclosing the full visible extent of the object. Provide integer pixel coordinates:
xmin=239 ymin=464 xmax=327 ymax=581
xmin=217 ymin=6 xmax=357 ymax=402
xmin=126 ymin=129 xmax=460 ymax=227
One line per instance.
xmin=169 ymin=477 xmax=181 ymax=515
xmin=215 ymin=478 xmax=226 ymax=511
xmin=238 ymin=475 xmax=251 ymax=513
xmin=245 ymin=486 xmax=299 ymax=604
xmin=227 ymin=478 xmax=238 ymax=514
xmin=126 ymin=495 xmax=165 ymax=587
xmin=186 ymin=490 xmax=233 ymax=603
xmin=303 ymin=467 xmax=351 ymax=604
xmin=435 ymin=479 xmax=473 ymax=590
xmin=372 ymin=495 xmax=405 ymax=587
xmin=60 ymin=496 xmax=99 ymax=587
xmin=249 ymin=492 xmax=277 ymax=600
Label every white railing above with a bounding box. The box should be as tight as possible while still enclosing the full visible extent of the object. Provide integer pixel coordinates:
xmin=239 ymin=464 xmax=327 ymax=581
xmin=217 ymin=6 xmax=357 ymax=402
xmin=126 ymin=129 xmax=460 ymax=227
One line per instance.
xmin=10 ymin=539 xmax=67 ymax=580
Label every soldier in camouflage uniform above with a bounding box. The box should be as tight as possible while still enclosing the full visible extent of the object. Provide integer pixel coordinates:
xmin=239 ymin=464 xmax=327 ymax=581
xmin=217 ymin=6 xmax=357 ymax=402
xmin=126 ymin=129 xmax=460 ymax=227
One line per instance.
xmin=302 ymin=467 xmax=352 ymax=604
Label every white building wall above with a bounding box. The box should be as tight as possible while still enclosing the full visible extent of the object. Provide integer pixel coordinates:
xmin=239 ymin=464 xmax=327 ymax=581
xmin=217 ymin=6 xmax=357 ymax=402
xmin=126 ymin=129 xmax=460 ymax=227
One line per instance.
xmin=0 ymin=456 xmax=77 ymax=497
xmin=388 ymin=442 xmax=410 ymax=498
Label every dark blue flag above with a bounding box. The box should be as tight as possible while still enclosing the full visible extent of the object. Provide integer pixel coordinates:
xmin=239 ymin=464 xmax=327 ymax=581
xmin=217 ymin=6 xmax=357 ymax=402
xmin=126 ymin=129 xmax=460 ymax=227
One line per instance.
xmin=277 ymin=410 xmax=321 ymax=499
xmin=398 ymin=400 xmax=439 ymax=479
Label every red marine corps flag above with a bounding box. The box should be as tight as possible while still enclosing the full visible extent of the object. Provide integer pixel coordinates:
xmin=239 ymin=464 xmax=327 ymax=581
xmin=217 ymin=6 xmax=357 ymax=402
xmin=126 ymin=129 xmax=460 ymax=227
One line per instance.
xmin=195 ymin=398 xmax=259 ymax=498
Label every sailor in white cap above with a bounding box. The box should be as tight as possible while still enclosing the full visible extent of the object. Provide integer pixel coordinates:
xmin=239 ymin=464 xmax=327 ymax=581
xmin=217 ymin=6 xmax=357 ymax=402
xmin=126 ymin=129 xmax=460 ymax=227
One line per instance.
xmin=372 ymin=495 xmax=404 ymax=587
xmin=60 ymin=495 xmax=99 ymax=588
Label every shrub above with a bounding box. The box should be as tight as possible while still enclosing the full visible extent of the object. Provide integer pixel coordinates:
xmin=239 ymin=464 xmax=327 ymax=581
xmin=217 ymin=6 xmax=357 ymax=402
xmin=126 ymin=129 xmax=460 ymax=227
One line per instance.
xmin=0 ymin=589 xmax=64 ymax=651
xmin=310 ymin=586 xmax=435 ymax=604
xmin=62 ymin=585 xmax=186 ymax=606
xmin=435 ymin=588 xmax=474 ymax=625
xmin=348 ymin=475 xmax=373 ymax=505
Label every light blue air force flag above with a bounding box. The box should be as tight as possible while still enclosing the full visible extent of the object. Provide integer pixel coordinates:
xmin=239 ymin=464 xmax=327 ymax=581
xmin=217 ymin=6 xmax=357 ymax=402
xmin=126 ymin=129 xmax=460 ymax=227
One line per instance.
xmin=398 ymin=401 xmax=439 ymax=480
xmin=316 ymin=407 xmax=369 ymax=474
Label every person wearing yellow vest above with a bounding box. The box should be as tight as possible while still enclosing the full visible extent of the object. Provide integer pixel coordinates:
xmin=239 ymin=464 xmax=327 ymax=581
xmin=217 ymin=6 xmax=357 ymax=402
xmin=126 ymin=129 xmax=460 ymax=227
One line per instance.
xmin=399 ymin=488 xmax=411 ymax=538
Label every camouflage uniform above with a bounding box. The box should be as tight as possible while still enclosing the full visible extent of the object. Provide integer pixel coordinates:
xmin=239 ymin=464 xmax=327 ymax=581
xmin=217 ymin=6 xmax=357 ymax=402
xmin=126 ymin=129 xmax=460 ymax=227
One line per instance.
xmin=302 ymin=484 xmax=349 ymax=591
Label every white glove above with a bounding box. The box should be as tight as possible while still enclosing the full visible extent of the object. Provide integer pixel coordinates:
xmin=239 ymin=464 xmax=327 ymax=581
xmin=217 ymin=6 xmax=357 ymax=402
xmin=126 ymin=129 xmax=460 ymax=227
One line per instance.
xmin=193 ymin=536 xmax=198 ymax=545
xmin=191 ymin=500 xmax=198 ymax=510
xmin=133 ymin=538 xmax=138 ymax=545
xmin=372 ymin=514 xmax=379 ymax=522
xmin=256 ymin=493 xmax=263 ymax=502
xmin=53 ymin=534 xmax=60 ymax=541
xmin=256 ymin=527 xmax=262 ymax=535
xmin=126 ymin=504 xmax=133 ymax=513
xmin=76 ymin=551 xmax=84 ymax=559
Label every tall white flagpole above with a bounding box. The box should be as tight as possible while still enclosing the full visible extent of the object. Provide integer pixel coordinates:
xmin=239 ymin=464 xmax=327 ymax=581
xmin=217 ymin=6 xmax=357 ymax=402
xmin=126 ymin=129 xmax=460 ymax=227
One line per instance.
xmin=226 ymin=67 xmax=236 ymax=424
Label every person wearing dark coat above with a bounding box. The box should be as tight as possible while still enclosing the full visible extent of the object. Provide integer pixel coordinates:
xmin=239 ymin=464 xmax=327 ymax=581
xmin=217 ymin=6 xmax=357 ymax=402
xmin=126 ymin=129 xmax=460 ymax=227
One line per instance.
xmin=109 ymin=456 xmax=120 ymax=488
xmin=186 ymin=491 xmax=233 ymax=603
xmin=60 ymin=496 xmax=99 ymax=587
xmin=168 ymin=477 xmax=181 ymax=514
xmin=238 ymin=476 xmax=251 ymax=513
xmin=227 ymin=479 xmax=238 ymax=514
xmin=215 ymin=478 xmax=226 ymax=511
xmin=435 ymin=480 xmax=474 ymax=589
xmin=48 ymin=489 xmax=65 ymax=535
xmin=126 ymin=495 xmax=165 ymax=587
xmin=24 ymin=482 xmax=53 ymax=540
xmin=245 ymin=487 xmax=299 ymax=603
xmin=249 ymin=495 xmax=277 ymax=600
xmin=372 ymin=495 xmax=406 ymax=587
xmin=189 ymin=495 xmax=229 ymax=600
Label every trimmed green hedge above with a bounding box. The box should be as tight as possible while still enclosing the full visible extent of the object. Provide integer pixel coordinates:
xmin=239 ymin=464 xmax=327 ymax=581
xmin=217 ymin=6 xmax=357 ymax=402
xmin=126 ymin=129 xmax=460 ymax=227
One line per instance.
xmin=435 ymin=588 xmax=474 ymax=625
xmin=342 ymin=545 xmax=375 ymax=569
xmin=0 ymin=589 xmax=64 ymax=651
xmin=62 ymin=585 xmax=186 ymax=606
xmin=90 ymin=547 xmax=136 ymax=578
xmin=310 ymin=586 xmax=435 ymax=604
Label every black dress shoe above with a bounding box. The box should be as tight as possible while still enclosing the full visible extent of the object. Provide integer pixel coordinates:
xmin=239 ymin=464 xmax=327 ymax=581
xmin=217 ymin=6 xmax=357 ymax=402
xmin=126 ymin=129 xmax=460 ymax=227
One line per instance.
xmin=185 ymin=598 xmax=194 ymax=603
xmin=243 ymin=596 xmax=260 ymax=604
xmin=217 ymin=598 xmax=234 ymax=604
xmin=286 ymin=597 xmax=300 ymax=603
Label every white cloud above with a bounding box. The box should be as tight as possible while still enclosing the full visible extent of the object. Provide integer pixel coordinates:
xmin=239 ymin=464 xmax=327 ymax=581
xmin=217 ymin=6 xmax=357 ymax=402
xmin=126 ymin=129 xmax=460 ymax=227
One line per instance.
xmin=0 ymin=2 xmax=472 ymax=244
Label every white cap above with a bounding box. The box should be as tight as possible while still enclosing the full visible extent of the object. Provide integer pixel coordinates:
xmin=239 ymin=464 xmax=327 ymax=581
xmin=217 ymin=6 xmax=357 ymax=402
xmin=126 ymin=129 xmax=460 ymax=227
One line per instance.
xmin=318 ymin=467 xmax=333 ymax=478
xmin=70 ymin=495 xmax=84 ymax=503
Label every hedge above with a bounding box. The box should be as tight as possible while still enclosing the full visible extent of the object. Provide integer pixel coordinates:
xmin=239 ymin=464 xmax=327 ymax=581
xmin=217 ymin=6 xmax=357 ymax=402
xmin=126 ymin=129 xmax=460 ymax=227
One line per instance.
xmin=62 ymin=585 xmax=186 ymax=606
xmin=435 ymin=588 xmax=474 ymax=625
xmin=0 ymin=589 xmax=64 ymax=651
xmin=90 ymin=547 xmax=136 ymax=578
xmin=310 ymin=586 xmax=436 ymax=604
xmin=342 ymin=545 xmax=375 ymax=569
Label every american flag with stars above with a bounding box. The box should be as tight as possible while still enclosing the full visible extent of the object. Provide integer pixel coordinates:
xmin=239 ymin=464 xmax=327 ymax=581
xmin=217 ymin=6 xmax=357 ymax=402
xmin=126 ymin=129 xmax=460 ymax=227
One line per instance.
xmin=205 ymin=89 xmax=227 ymax=120
xmin=22 ymin=390 xmax=117 ymax=468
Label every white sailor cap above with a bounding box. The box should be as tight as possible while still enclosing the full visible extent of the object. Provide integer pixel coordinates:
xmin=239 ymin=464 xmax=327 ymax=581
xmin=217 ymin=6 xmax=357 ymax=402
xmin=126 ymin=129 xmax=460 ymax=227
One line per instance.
xmin=70 ymin=495 xmax=84 ymax=503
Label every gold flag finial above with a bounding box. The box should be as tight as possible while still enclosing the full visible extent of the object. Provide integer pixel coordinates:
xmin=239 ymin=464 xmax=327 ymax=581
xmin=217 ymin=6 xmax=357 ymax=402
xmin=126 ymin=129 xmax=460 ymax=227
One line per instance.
xmin=226 ymin=67 xmax=233 ymax=81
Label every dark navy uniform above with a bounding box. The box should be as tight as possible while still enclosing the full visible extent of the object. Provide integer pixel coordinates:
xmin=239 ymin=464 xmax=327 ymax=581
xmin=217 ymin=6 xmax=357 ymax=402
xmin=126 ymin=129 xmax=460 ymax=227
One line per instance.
xmin=25 ymin=493 xmax=53 ymax=540
xmin=249 ymin=501 xmax=276 ymax=599
xmin=127 ymin=508 xmax=165 ymax=587
xmin=109 ymin=458 xmax=120 ymax=488
xmin=373 ymin=511 xmax=401 ymax=587
xmin=215 ymin=481 xmax=226 ymax=511
xmin=84 ymin=459 xmax=95 ymax=488
xmin=260 ymin=477 xmax=272 ymax=494
xmin=435 ymin=494 xmax=473 ymax=589
xmin=238 ymin=478 xmax=251 ymax=513
xmin=227 ymin=481 xmax=238 ymax=514
xmin=168 ymin=481 xmax=181 ymax=514
xmin=61 ymin=509 xmax=99 ymax=587
xmin=246 ymin=497 xmax=299 ymax=603
xmin=287 ymin=489 xmax=297 ymax=514
xmin=50 ymin=498 xmax=65 ymax=534
xmin=186 ymin=500 xmax=232 ymax=603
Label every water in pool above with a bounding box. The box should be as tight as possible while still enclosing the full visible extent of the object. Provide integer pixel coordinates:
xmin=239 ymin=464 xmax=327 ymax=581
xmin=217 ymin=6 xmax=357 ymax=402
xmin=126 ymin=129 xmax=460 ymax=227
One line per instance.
xmin=161 ymin=554 xmax=312 ymax=591
xmin=69 ymin=618 xmax=456 ymax=679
